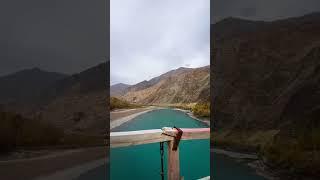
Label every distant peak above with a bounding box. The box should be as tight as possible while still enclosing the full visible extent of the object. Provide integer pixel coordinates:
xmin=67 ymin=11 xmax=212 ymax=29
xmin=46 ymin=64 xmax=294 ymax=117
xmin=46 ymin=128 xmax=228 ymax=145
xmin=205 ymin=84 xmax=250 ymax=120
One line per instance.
xmin=112 ymin=83 xmax=131 ymax=86
xmin=176 ymin=67 xmax=191 ymax=71
xmin=217 ymin=16 xmax=257 ymax=24
xmin=30 ymin=67 xmax=42 ymax=71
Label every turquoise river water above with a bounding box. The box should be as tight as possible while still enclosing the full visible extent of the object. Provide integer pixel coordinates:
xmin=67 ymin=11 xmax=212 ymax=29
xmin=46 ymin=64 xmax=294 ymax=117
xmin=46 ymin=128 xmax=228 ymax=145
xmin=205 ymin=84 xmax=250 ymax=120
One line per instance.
xmin=78 ymin=108 xmax=266 ymax=180
xmin=110 ymin=109 xmax=210 ymax=180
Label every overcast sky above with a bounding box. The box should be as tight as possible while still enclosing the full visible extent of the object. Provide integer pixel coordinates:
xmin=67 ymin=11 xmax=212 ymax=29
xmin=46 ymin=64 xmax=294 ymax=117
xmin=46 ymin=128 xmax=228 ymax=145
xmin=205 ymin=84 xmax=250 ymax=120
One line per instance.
xmin=111 ymin=0 xmax=210 ymax=85
xmin=212 ymin=0 xmax=320 ymax=23
xmin=0 ymin=0 xmax=107 ymax=76
xmin=2 ymin=0 xmax=320 ymax=80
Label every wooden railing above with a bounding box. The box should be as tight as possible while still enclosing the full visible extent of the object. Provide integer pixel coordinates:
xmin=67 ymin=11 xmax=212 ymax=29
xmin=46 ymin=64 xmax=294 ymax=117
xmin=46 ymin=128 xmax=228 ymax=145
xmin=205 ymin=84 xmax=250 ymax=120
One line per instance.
xmin=110 ymin=127 xmax=210 ymax=180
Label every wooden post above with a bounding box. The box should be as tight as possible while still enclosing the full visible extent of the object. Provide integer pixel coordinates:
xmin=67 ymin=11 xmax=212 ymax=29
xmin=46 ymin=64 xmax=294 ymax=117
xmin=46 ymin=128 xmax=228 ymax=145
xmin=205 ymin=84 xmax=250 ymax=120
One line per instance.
xmin=167 ymin=140 xmax=180 ymax=180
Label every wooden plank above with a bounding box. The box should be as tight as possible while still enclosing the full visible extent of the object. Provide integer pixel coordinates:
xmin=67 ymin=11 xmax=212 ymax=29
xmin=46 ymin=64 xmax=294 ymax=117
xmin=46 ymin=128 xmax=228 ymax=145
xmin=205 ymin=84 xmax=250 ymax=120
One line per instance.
xmin=110 ymin=128 xmax=210 ymax=148
xmin=167 ymin=140 xmax=180 ymax=180
xmin=162 ymin=127 xmax=210 ymax=140
xmin=110 ymin=129 xmax=173 ymax=148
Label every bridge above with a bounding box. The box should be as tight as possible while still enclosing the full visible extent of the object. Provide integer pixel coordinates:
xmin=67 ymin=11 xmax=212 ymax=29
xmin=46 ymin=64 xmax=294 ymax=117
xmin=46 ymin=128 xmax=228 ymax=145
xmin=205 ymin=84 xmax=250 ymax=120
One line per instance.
xmin=110 ymin=127 xmax=210 ymax=180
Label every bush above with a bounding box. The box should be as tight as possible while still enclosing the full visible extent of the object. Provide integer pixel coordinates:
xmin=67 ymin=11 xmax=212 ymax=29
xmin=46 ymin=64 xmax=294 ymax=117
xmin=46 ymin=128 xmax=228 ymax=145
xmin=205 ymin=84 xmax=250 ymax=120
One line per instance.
xmin=110 ymin=97 xmax=141 ymax=110
xmin=192 ymin=102 xmax=210 ymax=117
xmin=0 ymin=111 xmax=64 ymax=153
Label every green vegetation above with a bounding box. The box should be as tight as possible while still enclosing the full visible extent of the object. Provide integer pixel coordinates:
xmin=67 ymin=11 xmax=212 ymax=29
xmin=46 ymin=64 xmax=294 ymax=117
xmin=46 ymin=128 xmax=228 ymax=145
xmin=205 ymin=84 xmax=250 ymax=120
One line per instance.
xmin=212 ymin=128 xmax=320 ymax=177
xmin=192 ymin=102 xmax=210 ymax=118
xmin=261 ymin=128 xmax=320 ymax=176
xmin=168 ymin=104 xmax=193 ymax=111
xmin=0 ymin=111 xmax=63 ymax=153
xmin=156 ymin=102 xmax=210 ymax=118
xmin=110 ymin=97 xmax=142 ymax=110
xmin=212 ymin=130 xmax=278 ymax=152
xmin=0 ymin=110 xmax=103 ymax=153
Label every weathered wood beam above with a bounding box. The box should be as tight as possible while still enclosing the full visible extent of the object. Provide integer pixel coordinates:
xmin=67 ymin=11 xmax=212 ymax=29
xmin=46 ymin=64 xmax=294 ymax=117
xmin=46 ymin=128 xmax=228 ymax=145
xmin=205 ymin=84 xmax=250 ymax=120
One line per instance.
xmin=110 ymin=129 xmax=172 ymax=148
xmin=110 ymin=128 xmax=210 ymax=148
xmin=167 ymin=140 xmax=180 ymax=180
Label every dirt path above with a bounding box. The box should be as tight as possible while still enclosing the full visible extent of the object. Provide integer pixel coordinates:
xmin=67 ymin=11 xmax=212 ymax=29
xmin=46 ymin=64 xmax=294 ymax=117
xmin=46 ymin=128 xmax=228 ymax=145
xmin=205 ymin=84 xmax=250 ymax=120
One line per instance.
xmin=0 ymin=147 xmax=107 ymax=180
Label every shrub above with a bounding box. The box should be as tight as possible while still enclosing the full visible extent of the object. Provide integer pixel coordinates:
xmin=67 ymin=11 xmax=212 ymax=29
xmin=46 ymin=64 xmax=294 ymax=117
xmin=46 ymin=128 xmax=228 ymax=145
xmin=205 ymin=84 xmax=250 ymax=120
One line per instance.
xmin=0 ymin=111 xmax=64 ymax=152
xmin=110 ymin=97 xmax=141 ymax=110
xmin=192 ymin=102 xmax=210 ymax=117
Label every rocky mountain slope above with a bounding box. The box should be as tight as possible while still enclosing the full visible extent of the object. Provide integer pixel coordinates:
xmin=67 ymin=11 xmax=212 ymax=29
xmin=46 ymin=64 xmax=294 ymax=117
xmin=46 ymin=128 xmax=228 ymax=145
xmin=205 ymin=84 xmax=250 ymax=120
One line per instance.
xmin=212 ymin=12 xmax=320 ymax=177
xmin=0 ymin=68 xmax=67 ymax=105
xmin=40 ymin=63 xmax=108 ymax=135
xmin=0 ymin=62 xmax=108 ymax=136
xmin=116 ymin=66 xmax=210 ymax=104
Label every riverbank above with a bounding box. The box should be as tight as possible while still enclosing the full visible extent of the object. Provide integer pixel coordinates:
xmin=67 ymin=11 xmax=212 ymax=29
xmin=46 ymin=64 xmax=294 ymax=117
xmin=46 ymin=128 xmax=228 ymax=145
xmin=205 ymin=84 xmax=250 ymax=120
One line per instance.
xmin=0 ymin=147 xmax=106 ymax=180
xmin=211 ymin=148 xmax=258 ymax=160
xmin=212 ymin=147 xmax=278 ymax=180
xmin=110 ymin=106 xmax=164 ymax=129
xmin=173 ymin=108 xmax=210 ymax=126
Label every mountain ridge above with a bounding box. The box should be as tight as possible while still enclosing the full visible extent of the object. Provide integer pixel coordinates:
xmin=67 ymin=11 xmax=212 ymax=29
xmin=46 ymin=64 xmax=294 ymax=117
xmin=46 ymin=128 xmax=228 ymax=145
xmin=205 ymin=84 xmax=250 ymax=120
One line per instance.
xmin=0 ymin=62 xmax=108 ymax=135
xmin=112 ymin=65 xmax=210 ymax=104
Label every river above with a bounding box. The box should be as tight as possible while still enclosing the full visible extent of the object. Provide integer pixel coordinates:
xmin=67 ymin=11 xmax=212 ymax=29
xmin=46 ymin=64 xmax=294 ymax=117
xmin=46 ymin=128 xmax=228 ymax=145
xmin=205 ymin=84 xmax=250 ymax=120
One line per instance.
xmin=78 ymin=109 xmax=265 ymax=180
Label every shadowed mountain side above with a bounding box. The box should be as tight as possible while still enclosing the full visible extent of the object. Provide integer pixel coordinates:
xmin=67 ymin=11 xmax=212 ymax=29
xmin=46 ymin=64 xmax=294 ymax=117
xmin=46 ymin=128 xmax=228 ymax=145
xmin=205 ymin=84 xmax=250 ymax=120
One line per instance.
xmin=212 ymin=12 xmax=320 ymax=130
xmin=0 ymin=62 xmax=108 ymax=136
xmin=212 ymin=12 xmax=320 ymax=178
xmin=0 ymin=68 xmax=67 ymax=105
xmin=46 ymin=63 xmax=107 ymax=98
xmin=40 ymin=62 xmax=108 ymax=135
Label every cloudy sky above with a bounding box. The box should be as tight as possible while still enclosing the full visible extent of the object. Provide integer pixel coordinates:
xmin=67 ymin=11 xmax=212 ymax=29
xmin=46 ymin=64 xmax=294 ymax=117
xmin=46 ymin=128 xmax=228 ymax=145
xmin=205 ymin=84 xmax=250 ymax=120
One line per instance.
xmin=2 ymin=0 xmax=320 ymax=80
xmin=110 ymin=0 xmax=210 ymax=85
xmin=212 ymin=0 xmax=320 ymax=23
xmin=0 ymin=0 xmax=107 ymax=76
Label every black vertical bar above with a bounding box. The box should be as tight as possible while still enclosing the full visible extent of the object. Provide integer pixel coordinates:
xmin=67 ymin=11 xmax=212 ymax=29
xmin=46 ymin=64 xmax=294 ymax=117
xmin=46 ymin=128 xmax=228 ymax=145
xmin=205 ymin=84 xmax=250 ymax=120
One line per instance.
xmin=160 ymin=142 xmax=164 ymax=180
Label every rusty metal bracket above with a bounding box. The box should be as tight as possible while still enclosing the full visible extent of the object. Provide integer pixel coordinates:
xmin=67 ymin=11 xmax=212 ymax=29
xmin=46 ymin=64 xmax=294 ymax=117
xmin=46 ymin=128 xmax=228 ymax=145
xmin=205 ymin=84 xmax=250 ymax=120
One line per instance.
xmin=161 ymin=126 xmax=183 ymax=151
xmin=172 ymin=126 xmax=183 ymax=151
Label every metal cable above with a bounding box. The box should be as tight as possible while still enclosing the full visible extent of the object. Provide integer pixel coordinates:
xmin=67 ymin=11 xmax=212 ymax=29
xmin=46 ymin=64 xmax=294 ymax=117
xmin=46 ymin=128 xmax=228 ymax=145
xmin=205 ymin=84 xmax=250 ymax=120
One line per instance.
xmin=160 ymin=142 xmax=164 ymax=180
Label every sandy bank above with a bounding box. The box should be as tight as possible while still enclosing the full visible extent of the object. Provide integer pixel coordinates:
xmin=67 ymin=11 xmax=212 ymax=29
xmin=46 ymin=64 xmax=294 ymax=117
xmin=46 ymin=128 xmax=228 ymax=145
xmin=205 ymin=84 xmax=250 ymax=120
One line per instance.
xmin=0 ymin=147 xmax=106 ymax=180
xmin=110 ymin=107 xmax=164 ymax=129
xmin=212 ymin=148 xmax=277 ymax=180
xmin=35 ymin=157 xmax=107 ymax=180
xmin=173 ymin=108 xmax=210 ymax=126
xmin=211 ymin=148 xmax=258 ymax=159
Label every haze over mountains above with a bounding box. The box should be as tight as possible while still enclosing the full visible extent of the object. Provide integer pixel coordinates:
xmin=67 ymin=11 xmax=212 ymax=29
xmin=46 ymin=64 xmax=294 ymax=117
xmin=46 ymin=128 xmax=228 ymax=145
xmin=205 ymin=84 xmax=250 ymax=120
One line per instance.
xmin=0 ymin=62 xmax=107 ymax=135
xmin=212 ymin=12 xmax=320 ymax=177
xmin=110 ymin=83 xmax=130 ymax=96
xmin=111 ymin=66 xmax=210 ymax=104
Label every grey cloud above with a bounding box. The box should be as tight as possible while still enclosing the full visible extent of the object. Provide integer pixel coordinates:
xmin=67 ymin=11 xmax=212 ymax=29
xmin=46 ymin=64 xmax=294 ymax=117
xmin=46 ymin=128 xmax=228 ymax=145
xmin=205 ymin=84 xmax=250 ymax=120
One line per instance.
xmin=0 ymin=0 xmax=107 ymax=76
xmin=111 ymin=0 xmax=210 ymax=85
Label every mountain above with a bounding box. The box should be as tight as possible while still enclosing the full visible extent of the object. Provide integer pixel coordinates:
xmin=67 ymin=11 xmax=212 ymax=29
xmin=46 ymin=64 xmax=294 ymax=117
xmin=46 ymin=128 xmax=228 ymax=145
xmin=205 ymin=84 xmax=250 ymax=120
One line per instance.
xmin=0 ymin=68 xmax=67 ymax=105
xmin=212 ymin=17 xmax=267 ymax=42
xmin=47 ymin=62 xmax=107 ymax=97
xmin=0 ymin=62 xmax=108 ymax=136
xmin=213 ymin=12 xmax=320 ymax=130
xmin=39 ymin=62 xmax=108 ymax=135
xmin=212 ymin=12 xmax=320 ymax=177
xmin=110 ymin=83 xmax=130 ymax=96
xmin=120 ymin=66 xmax=210 ymax=104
